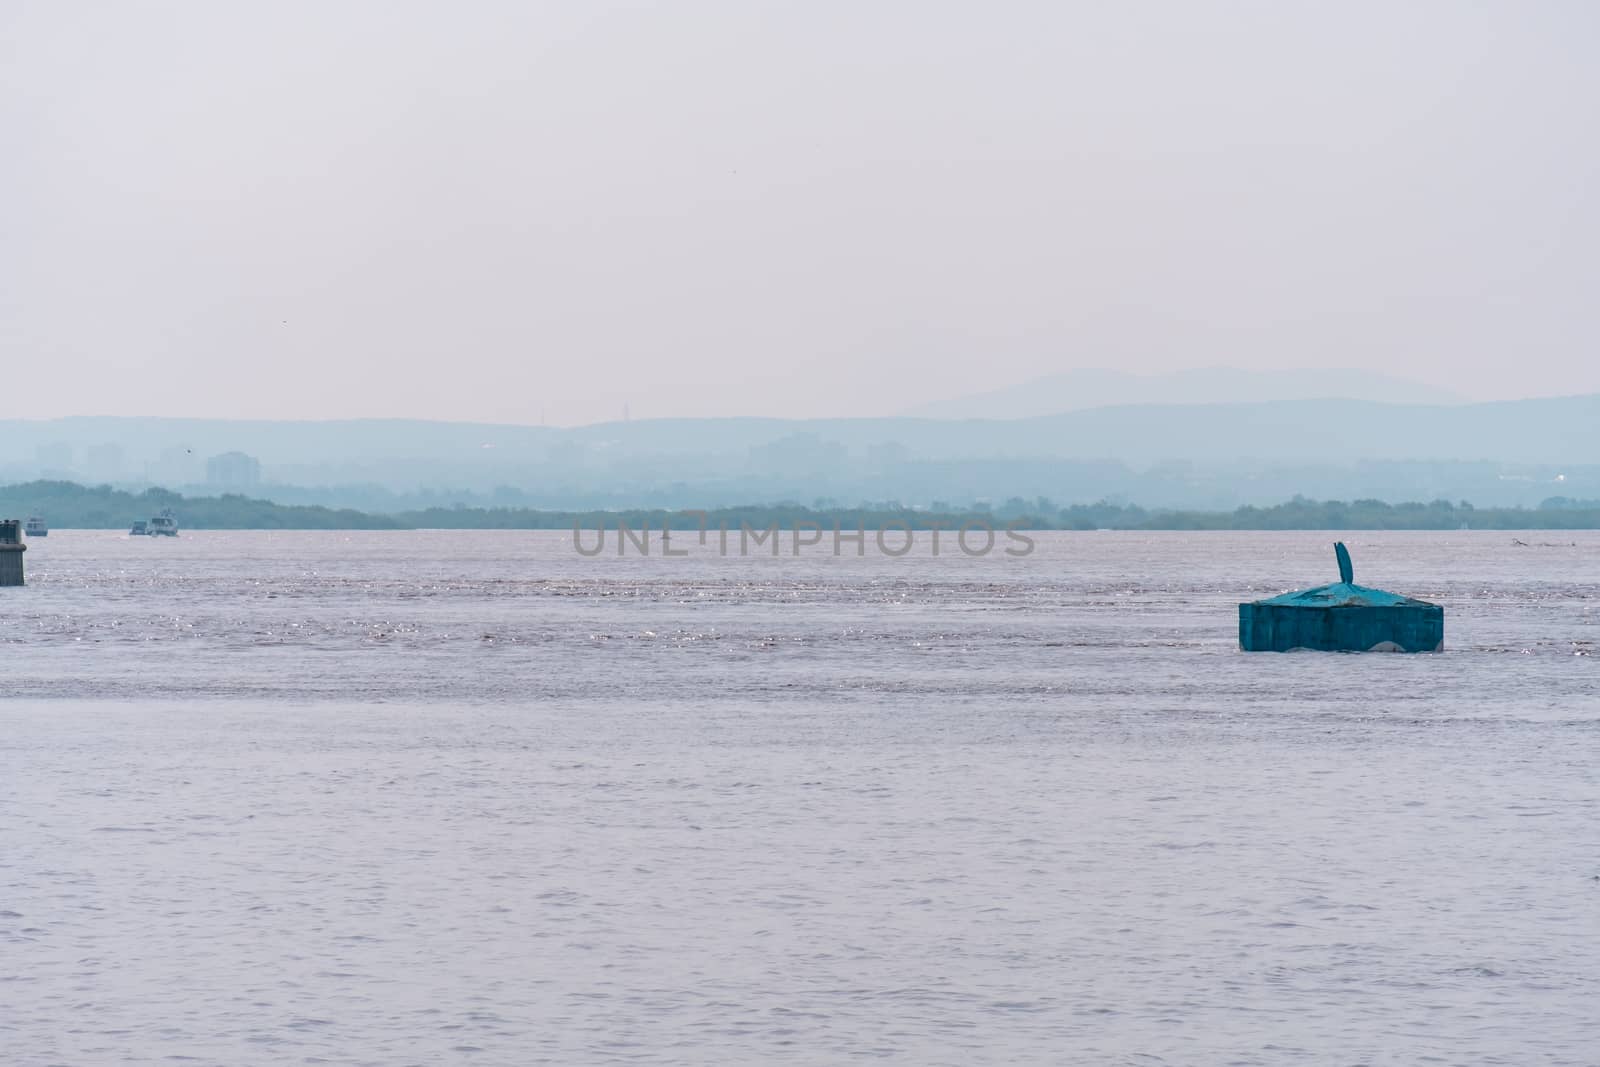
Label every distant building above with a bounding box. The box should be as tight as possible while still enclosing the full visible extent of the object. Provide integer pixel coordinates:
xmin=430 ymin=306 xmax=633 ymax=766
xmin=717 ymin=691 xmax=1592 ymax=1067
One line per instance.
xmin=206 ymin=451 xmax=261 ymax=489
xmin=85 ymin=443 xmax=124 ymax=481
xmin=750 ymin=432 xmax=849 ymax=481
xmin=865 ymin=441 xmax=910 ymax=471
xmin=34 ymin=441 xmax=74 ymax=476
xmin=151 ymin=445 xmax=203 ymax=487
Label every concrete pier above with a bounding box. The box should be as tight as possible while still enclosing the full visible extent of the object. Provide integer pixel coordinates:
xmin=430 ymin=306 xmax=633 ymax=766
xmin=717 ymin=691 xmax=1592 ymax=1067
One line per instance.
xmin=0 ymin=519 xmax=25 ymax=586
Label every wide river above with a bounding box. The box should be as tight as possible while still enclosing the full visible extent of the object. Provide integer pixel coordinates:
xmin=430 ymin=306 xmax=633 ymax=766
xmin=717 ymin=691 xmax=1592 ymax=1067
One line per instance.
xmin=2 ymin=530 xmax=1596 ymax=1065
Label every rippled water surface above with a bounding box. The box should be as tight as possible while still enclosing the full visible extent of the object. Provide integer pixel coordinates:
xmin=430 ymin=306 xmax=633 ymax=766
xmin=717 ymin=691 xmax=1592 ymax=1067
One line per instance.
xmin=2 ymin=531 xmax=1597 ymax=1064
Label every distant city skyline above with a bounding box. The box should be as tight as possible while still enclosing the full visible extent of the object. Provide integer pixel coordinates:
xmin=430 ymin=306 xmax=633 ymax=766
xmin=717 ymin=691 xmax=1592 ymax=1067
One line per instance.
xmin=6 ymin=2 xmax=1598 ymax=424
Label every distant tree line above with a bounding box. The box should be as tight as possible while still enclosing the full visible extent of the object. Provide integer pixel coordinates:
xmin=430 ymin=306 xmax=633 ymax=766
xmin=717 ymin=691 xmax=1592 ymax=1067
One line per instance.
xmin=1071 ymin=496 xmax=1600 ymax=530
xmin=4 ymin=481 xmax=1600 ymax=531
xmin=0 ymin=480 xmax=401 ymax=530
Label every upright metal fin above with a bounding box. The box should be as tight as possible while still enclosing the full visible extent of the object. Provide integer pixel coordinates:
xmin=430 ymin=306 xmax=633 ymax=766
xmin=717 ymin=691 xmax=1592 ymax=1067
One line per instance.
xmin=1334 ymin=541 xmax=1353 ymax=585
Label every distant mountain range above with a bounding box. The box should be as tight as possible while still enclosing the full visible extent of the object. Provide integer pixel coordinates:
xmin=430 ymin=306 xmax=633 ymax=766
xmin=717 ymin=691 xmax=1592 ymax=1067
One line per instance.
xmin=905 ymin=367 xmax=1467 ymax=419
xmin=4 ymin=393 xmax=1595 ymax=468
xmin=3 ymin=395 xmax=1597 ymax=467
xmin=2 ymin=392 xmax=1596 ymax=510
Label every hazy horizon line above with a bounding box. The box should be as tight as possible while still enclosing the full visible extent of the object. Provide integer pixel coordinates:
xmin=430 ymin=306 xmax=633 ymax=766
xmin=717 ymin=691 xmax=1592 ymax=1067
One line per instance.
xmin=8 ymin=388 xmax=1600 ymax=431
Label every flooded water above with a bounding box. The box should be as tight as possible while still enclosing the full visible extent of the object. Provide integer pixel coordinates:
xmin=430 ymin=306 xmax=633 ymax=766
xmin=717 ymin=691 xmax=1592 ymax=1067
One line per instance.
xmin=2 ymin=531 xmax=1597 ymax=1064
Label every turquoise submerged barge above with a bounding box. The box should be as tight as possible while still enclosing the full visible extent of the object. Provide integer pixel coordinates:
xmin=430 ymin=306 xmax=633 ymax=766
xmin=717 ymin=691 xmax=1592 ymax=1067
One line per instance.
xmin=1240 ymin=543 xmax=1443 ymax=653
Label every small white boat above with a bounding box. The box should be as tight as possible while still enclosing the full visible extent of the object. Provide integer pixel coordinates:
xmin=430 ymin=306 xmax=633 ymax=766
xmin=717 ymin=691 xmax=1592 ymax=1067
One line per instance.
xmin=129 ymin=520 xmax=148 ymax=536
xmin=24 ymin=516 xmax=47 ymax=537
xmin=148 ymin=509 xmax=179 ymax=537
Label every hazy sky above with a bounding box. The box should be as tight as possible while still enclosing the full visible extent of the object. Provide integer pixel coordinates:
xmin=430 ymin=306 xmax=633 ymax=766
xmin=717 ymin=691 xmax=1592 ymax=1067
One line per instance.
xmin=4 ymin=1 xmax=1597 ymax=425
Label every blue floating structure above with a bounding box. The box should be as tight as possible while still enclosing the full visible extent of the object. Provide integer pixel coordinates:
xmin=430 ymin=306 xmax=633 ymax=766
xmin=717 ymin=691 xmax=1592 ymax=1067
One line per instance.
xmin=1239 ymin=542 xmax=1442 ymax=652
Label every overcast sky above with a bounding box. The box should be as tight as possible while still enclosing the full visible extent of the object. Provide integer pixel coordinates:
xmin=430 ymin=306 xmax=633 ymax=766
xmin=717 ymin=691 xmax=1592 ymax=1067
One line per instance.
xmin=4 ymin=1 xmax=1596 ymax=425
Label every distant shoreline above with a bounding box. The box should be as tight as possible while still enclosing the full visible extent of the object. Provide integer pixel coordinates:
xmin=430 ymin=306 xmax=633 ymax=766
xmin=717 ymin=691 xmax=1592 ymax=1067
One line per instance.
xmin=5 ymin=480 xmax=1600 ymax=531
